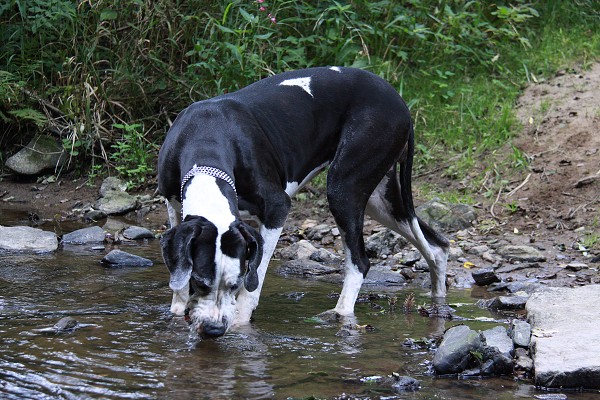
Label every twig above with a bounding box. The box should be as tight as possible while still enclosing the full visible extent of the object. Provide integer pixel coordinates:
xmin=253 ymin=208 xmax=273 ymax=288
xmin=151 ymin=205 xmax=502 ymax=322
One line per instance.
xmin=506 ymin=173 xmax=531 ymax=197
xmin=490 ymin=186 xmax=503 ymax=219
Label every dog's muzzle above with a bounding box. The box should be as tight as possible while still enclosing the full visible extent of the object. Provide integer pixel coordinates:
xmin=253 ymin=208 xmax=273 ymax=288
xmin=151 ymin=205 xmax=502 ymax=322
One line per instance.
xmin=185 ymin=308 xmax=229 ymax=339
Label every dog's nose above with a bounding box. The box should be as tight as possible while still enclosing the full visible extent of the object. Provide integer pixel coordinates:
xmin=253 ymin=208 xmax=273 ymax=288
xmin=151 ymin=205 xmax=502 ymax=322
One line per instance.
xmin=200 ymin=322 xmax=226 ymax=338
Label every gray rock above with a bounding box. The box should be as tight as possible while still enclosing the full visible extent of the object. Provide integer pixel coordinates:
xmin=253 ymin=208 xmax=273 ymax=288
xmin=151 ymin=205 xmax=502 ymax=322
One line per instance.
xmin=527 ymin=285 xmax=600 ymax=389
xmin=471 ymin=268 xmax=501 ymax=286
xmin=514 ymin=348 xmax=533 ymax=371
xmin=0 ymin=225 xmax=58 ymax=252
xmin=5 ymin=134 xmax=67 ymax=175
xmin=83 ymin=209 xmax=107 ymax=222
xmin=468 ymin=245 xmax=490 ymax=256
xmin=510 ymin=320 xmax=531 ymax=348
xmin=401 ymin=250 xmax=421 ymax=266
xmin=497 ymin=245 xmax=546 ymax=262
xmin=481 ymin=326 xmax=514 ymax=357
xmin=309 ymin=248 xmax=341 ymax=264
xmin=488 ymin=295 xmax=529 ymax=310
xmin=433 ymin=325 xmax=483 ymax=374
xmin=280 ymin=240 xmax=318 ymax=260
xmin=94 ymin=192 xmax=138 ymax=215
xmin=99 ymin=176 xmax=128 ymax=196
xmin=416 ymin=200 xmax=476 ymax=232
xmin=100 ymin=249 xmax=153 ymax=268
xmin=123 ymin=226 xmax=155 ymax=240
xmin=363 ymin=264 xmax=406 ymax=285
xmin=480 ymin=326 xmax=514 ymax=375
xmin=277 ymin=259 xmax=341 ymax=277
xmin=53 ymin=317 xmax=78 ymax=332
xmin=365 ymin=229 xmax=408 ymax=258
xmin=62 ymin=226 xmax=106 ymax=244
xmin=305 ymin=224 xmax=332 ymax=240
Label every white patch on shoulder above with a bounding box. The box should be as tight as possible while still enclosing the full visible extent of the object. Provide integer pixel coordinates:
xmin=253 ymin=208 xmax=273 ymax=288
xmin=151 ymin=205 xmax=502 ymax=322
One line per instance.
xmin=330 ymin=66 xmax=342 ymax=72
xmin=279 ymin=77 xmax=313 ymax=97
xmin=182 ymin=175 xmax=234 ymax=234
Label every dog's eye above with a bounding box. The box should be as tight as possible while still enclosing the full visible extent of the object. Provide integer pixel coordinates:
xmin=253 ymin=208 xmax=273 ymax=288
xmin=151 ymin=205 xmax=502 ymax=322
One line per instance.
xmin=230 ymin=283 xmax=240 ymax=292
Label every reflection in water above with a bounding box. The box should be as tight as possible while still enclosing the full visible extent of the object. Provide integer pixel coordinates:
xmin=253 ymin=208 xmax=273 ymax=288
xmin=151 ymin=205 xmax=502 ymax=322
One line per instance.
xmin=1 ymin=213 xmax=597 ymax=399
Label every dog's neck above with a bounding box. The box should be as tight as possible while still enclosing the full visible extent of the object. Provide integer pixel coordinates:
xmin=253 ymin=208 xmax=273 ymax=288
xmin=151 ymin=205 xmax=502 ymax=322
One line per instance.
xmin=182 ymin=174 xmax=237 ymax=234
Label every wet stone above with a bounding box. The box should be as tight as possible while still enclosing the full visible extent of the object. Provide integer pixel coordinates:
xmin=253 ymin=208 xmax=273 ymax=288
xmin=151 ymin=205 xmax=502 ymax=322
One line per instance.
xmin=123 ymin=226 xmax=155 ymax=240
xmin=277 ymin=259 xmax=341 ymax=277
xmin=510 ymin=319 xmax=531 ymax=348
xmin=54 ymin=317 xmax=78 ymax=332
xmin=365 ymin=229 xmax=408 ymax=258
xmin=279 ymin=240 xmax=318 ymax=260
xmin=62 ymin=226 xmax=106 ymax=244
xmin=101 ymin=249 xmax=153 ymax=268
xmin=471 ymin=268 xmax=501 ymax=286
xmin=488 ymin=295 xmax=529 ymax=310
xmin=433 ymin=325 xmax=483 ymax=375
xmin=0 ymin=225 xmax=58 ymax=253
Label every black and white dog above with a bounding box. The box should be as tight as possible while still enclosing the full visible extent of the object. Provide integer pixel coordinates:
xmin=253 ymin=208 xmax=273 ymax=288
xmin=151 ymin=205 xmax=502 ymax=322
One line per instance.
xmin=158 ymin=67 xmax=449 ymax=339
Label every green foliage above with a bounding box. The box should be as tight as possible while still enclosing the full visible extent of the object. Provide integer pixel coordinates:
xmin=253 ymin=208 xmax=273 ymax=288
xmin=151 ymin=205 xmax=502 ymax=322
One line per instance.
xmin=0 ymin=0 xmax=598 ymax=184
xmin=109 ymin=123 xmax=157 ymax=190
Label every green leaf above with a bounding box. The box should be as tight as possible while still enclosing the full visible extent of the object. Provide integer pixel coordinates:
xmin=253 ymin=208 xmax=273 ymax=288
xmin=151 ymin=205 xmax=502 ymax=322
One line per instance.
xmin=100 ymin=9 xmax=118 ymax=21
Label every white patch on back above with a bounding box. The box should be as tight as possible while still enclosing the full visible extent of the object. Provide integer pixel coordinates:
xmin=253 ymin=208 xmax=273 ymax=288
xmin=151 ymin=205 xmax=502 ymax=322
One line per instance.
xmin=182 ymin=175 xmax=235 ymax=234
xmin=330 ymin=66 xmax=342 ymax=72
xmin=279 ymin=77 xmax=313 ymax=97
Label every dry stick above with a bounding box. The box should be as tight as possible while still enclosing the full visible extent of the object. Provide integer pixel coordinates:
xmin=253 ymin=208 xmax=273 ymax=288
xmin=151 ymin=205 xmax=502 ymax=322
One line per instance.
xmin=506 ymin=173 xmax=531 ymax=197
xmin=490 ymin=186 xmax=503 ymax=219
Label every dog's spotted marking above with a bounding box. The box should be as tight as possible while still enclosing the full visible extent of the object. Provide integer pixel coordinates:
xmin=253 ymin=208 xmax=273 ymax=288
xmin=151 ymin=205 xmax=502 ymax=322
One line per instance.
xmin=279 ymin=77 xmax=313 ymax=97
xmin=285 ymin=162 xmax=329 ymax=197
xmin=330 ymin=66 xmax=342 ymax=72
xmin=182 ymin=175 xmax=235 ymax=234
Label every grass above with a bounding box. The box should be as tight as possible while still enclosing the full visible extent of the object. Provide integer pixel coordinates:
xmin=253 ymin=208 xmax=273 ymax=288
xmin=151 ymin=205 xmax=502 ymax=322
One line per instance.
xmin=1 ymin=1 xmax=599 ymax=189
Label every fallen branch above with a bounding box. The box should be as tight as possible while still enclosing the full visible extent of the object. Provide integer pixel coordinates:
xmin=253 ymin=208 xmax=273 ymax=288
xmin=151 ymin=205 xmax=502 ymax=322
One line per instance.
xmin=506 ymin=173 xmax=531 ymax=197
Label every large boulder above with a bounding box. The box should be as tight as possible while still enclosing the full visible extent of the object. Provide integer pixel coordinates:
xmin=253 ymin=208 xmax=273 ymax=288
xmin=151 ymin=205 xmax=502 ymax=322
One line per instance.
xmin=5 ymin=134 xmax=67 ymax=175
xmin=62 ymin=226 xmax=106 ymax=244
xmin=0 ymin=225 xmax=58 ymax=252
xmin=527 ymin=285 xmax=600 ymax=389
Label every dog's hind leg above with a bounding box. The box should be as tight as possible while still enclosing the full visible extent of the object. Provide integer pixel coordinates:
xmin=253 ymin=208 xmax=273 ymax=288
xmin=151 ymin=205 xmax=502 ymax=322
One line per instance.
xmin=366 ymin=166 xmax=449 ymax=299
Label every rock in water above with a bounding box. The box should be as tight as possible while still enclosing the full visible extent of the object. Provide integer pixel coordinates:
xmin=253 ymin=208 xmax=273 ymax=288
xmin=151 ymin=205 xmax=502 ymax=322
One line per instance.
xmin=527 ymin=285 xmax=600 ymax=389
xmin=0 ymin=225 xmax=58 ymax=252
xmin=54 ymin=317 xmax=78 ymax=332
xmin=433 ymin=325 xmax=483 ymax=374
xmin=5 ymin=134 xmax=67 ymax=175
xmin=62 ymin=226 xmax=106 ymax=244
xmin=122 ymin=226 xmax=155 ymax=240
xmin=101 ymin=249 xmax=153 ymax=267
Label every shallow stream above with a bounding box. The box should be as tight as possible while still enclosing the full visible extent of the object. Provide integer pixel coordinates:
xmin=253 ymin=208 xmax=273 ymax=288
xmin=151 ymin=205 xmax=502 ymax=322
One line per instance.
xmin=0 ymin=209 xmax=595 ymax=399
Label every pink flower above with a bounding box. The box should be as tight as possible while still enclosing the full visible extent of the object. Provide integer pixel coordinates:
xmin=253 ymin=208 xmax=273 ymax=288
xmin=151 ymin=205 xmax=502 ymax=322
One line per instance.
xmin=270 ymin=17 xmax=276 ymax=24
xmin=259 ymin=6 xmax=266 ymax=11
xmin=257 ymin=0 xmax=264 ymax=3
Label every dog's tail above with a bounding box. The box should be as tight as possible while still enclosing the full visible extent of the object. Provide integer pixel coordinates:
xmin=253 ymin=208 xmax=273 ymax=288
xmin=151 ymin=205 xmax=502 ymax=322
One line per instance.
xmin=398 ymin=122 xmax=449 ymax=249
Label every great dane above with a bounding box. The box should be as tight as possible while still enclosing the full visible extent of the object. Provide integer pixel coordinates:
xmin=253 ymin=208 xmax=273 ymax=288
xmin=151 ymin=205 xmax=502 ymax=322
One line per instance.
xmin=158 ymin=67 xmax=449 ymax=339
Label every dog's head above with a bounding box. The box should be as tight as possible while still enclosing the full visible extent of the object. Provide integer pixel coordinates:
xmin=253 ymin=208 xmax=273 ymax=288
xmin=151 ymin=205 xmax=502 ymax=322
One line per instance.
xmin=160 ymin=215 xmax=262 ymax=338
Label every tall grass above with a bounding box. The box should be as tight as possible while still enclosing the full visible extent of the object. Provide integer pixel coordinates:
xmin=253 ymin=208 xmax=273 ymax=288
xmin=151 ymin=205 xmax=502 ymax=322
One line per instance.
xmin=1 ymin=0 xmax=598 ymax=187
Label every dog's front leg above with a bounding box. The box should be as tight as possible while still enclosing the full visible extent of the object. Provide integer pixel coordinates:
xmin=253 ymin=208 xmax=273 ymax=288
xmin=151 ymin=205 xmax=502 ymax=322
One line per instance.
xmin=233 ymin=226 xmax=283 ymax=325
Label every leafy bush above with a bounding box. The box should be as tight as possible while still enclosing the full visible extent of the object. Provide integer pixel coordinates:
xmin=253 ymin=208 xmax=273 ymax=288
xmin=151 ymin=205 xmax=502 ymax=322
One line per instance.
xmin=0 ymin=0 xmax=598 ymax=185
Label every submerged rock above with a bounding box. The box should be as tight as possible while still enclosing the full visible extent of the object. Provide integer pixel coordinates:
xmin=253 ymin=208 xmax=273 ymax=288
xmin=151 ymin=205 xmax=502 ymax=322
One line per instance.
xmin=62 ymin=226 xmax=106 ymax=244
xmin=54 ymin=317 xmax=78 ymax=332
xmin=101 ymin=249 xmax=153 ymax=268
xmin=0 ymin=225 xmax=58 ymax=253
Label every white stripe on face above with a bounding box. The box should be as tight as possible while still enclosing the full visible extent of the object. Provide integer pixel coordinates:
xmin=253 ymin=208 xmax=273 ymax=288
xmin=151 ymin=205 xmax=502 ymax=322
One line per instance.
xmin=279 ymin=77 xmax=313 ymax=97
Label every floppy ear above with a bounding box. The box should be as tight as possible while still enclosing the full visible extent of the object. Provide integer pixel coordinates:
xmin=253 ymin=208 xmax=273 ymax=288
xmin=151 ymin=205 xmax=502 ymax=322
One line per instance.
xmin=237 ymin=222 xmax=263 ymax=292
xmin=160 ymin=222 xmax=201 ymax=291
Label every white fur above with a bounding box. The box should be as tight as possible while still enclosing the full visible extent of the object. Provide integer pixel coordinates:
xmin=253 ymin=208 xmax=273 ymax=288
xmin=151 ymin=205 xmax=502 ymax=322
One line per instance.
xmin=285 ymin=162 xmax=329 ymax=197
xmin=279 ymin=77 xmax=313 ymax=97
xmin=233 ymin=226 xmax=283 ymax=325
xmin=166 ymin=199 xmax=182 ymax=228
xmin=334 ymin=248 xmax=364 ymax=315
xmin=330 ymin=66 xmax=342 ymax=72
xmin=182 ymin=175 xmax=234 ymax=234
xmin=170 ymin=284 xmax=189 ymax=315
